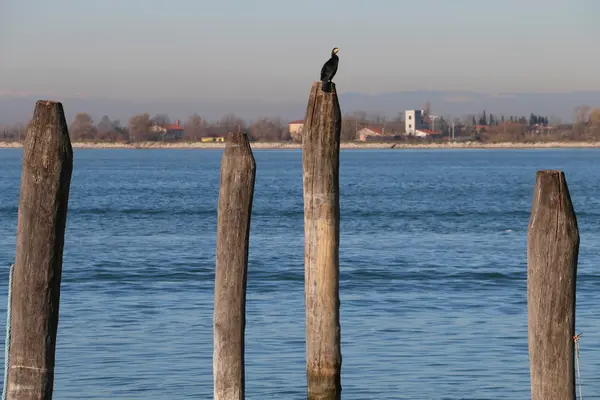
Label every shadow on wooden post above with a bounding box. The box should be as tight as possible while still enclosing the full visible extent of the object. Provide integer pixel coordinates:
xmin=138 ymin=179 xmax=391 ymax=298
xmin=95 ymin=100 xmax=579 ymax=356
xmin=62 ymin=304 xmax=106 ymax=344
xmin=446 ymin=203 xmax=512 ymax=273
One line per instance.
xmin=213 ymin=132 xmax=256 ymax=400
xmin=8 ymin=100 xmax=73 ymax=400
xmin=527 ymin=170 xmax=579 ymax=400
xmin=302 ymin=81 xmax=342 ymax=400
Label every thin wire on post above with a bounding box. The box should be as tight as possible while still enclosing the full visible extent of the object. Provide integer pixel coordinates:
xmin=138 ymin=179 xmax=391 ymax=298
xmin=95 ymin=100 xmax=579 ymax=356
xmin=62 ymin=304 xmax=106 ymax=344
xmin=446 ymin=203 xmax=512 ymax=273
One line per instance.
xmin=574 ymin=333 xmax=582 ymax=400
xmin=2 ymin=264 xmax=14 ymax=400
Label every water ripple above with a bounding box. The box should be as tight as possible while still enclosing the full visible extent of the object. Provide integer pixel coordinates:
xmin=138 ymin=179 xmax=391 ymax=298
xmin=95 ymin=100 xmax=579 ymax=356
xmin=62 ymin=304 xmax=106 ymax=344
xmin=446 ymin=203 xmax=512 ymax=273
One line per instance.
xmin=0 ymin=148 xmax=599 ymax=399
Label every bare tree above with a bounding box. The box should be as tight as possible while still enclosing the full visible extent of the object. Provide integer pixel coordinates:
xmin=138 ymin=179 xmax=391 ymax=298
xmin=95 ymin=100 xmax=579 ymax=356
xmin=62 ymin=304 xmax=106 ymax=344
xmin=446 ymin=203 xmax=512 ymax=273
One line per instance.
xmin=0 ymin=123 xmax=27 ymax=141
xmin=219 ymin=114 xmax=246 ymax=133
xmin=128 ymin=113 xmax=151 ymax=141
xmin=14 ymin=123 xmax=27 ymax=141
xmin=97 ymin=115 xmax=113 ymax=133
xmin=249 ymin=117 xmax=285 ymax=141
xmin=572 ymin=105 xmax=591 ymax=139
xmin=271 ymin=117 xmax=288 ymax=140
xmin=387 ymin=112 xmax=405 ymax=134
xmin=341 ymin=115 xmax=358 ymax=141
xmin=422 ymin=101 xmax=432 ymax=122
xmin=585 ymin=108 xmax=600 ymax=138
xmin=370 ymin=114 xmax=387 ymax=124
xmin=574 ymin=105 xmax=591 ymax=124
xmin=589 ymin=108 xmax=600 ymax=125
xmin=184 ymin=114 xmax=205 ymax=140
xmin=95 ymin=115 xmax=127 ymax=142
xmin=151 ymin=114 xmax=170 ymax=127
xmin=70 ymin=113 xmax=96 ymax=141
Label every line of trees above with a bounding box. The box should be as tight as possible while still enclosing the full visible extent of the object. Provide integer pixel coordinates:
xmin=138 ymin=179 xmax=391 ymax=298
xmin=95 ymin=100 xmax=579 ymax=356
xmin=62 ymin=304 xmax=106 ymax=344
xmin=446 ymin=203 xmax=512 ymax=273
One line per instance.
xmin=0 ymin=113 xmax=292 ymax=143
xmin=472 ymin=110 xmax=550 ymax=127
xmin=2 ymin=106 xmax=600 ymax=143
xmin=67 ymin=113 xmax=291 ymax=142
xmin=466 ymin=107 xmax=600 ymax=142
xmin=352 ymin=106 xmax=600 ymax=142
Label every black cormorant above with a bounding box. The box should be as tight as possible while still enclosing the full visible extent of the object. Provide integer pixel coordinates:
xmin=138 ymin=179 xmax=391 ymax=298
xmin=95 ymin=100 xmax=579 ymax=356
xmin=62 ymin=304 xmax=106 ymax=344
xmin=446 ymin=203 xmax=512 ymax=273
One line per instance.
xmin=320 ymin=47 xmax=339 ymax=92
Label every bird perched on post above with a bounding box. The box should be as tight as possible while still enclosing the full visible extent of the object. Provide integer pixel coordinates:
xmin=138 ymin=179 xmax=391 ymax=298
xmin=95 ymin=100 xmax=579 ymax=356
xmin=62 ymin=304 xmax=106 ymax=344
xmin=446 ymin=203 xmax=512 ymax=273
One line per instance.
xmin=320 ymin=47 xmax=339 ymax=93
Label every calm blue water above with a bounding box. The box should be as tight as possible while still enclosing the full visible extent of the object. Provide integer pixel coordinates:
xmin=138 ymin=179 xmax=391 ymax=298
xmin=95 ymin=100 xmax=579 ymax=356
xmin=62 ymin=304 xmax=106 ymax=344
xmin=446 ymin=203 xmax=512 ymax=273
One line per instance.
xmin=0 ymin=148 xmax=599 ymax=399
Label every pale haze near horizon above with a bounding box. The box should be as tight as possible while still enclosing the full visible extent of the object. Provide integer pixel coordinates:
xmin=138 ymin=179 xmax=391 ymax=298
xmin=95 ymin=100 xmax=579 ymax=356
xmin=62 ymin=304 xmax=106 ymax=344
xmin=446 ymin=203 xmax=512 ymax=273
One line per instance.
xmin=1 ymin=0 xmax=599 ymax=102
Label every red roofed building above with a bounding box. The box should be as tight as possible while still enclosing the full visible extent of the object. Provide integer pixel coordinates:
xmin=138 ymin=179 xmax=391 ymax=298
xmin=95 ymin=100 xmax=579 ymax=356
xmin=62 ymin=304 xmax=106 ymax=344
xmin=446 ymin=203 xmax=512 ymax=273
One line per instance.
xmin=150 ymin=120 xmax=185 ymax=140
xmin=288 ymin=119 xmax=304 ymax=142
xmin=357 ymin=127 xmax=385 ymax=141
xmin=164 ymin=120 xmax=184 ymax=132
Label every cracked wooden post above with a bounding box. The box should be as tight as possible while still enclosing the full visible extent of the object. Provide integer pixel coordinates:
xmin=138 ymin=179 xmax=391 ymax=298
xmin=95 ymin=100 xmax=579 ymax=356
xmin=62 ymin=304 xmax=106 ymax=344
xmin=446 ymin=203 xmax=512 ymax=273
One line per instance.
xmin=302 ymin=81 xmax=342 ymax=400
xmin=7 ymin=100 xmax=73 ymax=400
xmin=527 ymin=170 xmax=579 ymax=400
xmin=213 ymin=132 xmax=256 ymax=400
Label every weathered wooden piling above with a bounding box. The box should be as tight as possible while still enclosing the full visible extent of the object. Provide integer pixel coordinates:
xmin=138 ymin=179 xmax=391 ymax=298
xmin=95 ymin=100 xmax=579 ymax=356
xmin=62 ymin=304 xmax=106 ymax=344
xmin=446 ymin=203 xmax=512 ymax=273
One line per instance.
xmin=302 ymin=81 xmax=342 ymax=400
xmin=527 ymin=170 xmax=579 ymax=400
xmin=213 ymin=132 xmax=256 ymax=400
xmin=7 ymin=101 xmax=73 ymax=400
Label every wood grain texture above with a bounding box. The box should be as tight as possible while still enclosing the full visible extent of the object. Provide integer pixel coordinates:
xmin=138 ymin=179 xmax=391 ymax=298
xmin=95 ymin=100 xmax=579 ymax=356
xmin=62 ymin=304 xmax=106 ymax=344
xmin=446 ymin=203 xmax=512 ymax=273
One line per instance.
xmin=302 ymin=81 xmax=342 ymax=400
xmin=8 ymin=100 xmax=73 ymax=400
xmin=213 ymin=132 xmax=256 ymax=400
xmin=527 ymin=170 xmax=579 ymax=400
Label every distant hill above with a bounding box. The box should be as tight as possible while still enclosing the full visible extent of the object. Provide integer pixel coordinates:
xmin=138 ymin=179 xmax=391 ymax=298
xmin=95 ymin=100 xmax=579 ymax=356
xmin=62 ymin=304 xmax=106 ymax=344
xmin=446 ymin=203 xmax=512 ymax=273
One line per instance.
xmin=2 ymin=90 xmax=599 ymax=125
xmin=339 ymin=90 xmax=600 ymax=123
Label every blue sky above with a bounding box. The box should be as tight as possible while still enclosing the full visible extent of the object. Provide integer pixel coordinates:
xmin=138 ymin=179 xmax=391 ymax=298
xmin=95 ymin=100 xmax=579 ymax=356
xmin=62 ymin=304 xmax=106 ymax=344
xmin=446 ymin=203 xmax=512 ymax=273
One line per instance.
xmin=1 ymin=0 xmax=599 ymax=100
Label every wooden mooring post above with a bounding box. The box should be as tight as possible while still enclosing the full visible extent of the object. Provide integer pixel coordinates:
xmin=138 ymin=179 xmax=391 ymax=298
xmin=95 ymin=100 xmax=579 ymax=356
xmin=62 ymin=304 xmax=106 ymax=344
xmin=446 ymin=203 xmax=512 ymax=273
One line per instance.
xmin=213 ymin=132 xmax=256 ymax=400
xmin=527 ymin=170 xmax=579 ymax=400
xmin=302 ymin=81 xmax=342 ymax=400
xmin=7 ymin=101 xmax=73 ymax=400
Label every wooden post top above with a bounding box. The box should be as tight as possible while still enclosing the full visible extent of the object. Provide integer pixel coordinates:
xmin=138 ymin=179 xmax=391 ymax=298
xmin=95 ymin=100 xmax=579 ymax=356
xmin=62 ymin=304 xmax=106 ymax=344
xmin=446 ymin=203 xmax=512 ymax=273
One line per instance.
xmin=224 ymin=131 xmax=253 ymax=153
xmin=530 ymin=170 xmax=578 ymax=233
xmin=311 ymin=81 xmax=338 ymax=93
xmin=535 ymin=169 xmax=564 ymax=178
xmin=35 ymin=100 xmax=61 ymax=105
xmin=24 ymin=100 xmax=73 ymax=168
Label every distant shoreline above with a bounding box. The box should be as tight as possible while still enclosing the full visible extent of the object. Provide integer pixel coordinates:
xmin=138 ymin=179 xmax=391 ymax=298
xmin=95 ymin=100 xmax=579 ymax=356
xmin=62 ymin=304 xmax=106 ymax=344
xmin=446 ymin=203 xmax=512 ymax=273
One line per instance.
xmin=2 ymin=140 xmax=600 ymax=150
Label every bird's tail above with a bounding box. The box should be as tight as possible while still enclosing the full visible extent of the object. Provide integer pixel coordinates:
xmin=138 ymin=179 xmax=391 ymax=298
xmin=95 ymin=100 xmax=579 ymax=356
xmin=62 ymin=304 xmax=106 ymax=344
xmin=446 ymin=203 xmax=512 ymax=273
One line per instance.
xmin=321 ymin=81 xmax=332 ymax=93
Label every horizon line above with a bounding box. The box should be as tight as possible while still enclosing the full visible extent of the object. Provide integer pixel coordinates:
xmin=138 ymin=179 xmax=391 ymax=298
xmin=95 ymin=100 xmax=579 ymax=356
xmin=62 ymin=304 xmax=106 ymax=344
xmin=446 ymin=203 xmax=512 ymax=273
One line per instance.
xmin=2 ymin=88 xmax=600 ymax=101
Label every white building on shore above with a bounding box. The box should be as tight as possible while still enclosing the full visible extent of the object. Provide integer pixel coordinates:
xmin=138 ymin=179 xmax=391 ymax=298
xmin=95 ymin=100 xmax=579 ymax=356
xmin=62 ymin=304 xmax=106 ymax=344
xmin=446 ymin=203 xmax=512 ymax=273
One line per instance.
xmin=404 ymin=110 xmax=428 ymax=135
